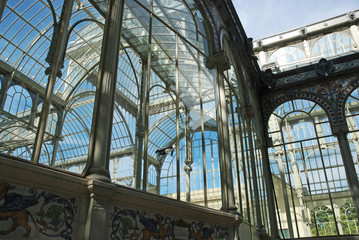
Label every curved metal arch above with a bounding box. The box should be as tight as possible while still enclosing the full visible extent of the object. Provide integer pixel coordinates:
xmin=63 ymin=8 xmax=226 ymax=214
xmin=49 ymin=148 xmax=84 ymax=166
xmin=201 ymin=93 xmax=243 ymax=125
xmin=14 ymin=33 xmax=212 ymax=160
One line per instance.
xmin=62 ymin=91 xmax=96 ymax=139
xmin=65 ymin=90 xmax=96 ymax=111
xmin=148 ymin=110 xmax=185 ymax=136
xmin=311 ymin=32 xmax=356 ymax=55
xmin=268 ymin=46 xmax=306 ymax=61
xmin=195 ymin=0 xmax=219 ymax=53
xmin=64 ymin=80 xmax=137 ymax=153
xmin=65 ymin=62 xmax=100 ymax=102
xmin=276 ymin=107 xmax=316 ymax=121
xmin=113 ymin=102 xmax=134 ymax=147
xmin=148 ymin=112 xmax=185 ymax=148
xmin=219 ymin=26 xmax=232 ymax=52
xmin=40 ymin=142 xmax=52 ymax=165
xmin=54 ymin=92 xmax=95 ymax=168
xmin=159 ymin=129 xmax=218 ymax=176
xmin=132 ymin=0 xmax=208 ymax=57
xmin=46 ymin=0 xmax=58 ymax=25
xmin=147 ymin=163 xmax=158 ymax=180
xmin=61 ymin=18 xmax=105 ymax=67
xmin=122 ymin=46 xmax=140 ymax=93
xmin=148 ymin=83 xmax=185 ymax=127
xmin=148 ymin=105 xmax=218 ymax=160
xmin=337 ymin=76 xmax=359 ymax=124
xmin=156 ymin=125 xmax=218 ymax=169
xmin=19 ymin=146 xmax=33 ymax=160
xmin=278 ymin=109 xmax=327 ymax=139
xmin=13 ymin=17 xmax=56 ymax=75
xmin=68 ymin=19 xmax=104 ymax=39
xmin=69 ymin=106 xmax=92 ymax=135
xmin=4 ymin=84 xmax=33 ymax=112
xmin=153 ymin=0 xmax=200 ymax=44
xmin=65 ymin=91 xmax=135 ymax=152
xmin=263 ymin=94 xmax=336 ymax=132
xmin=149 ymin=83 xmax=176 ymax=105
xmin=65 ymin=49 xmax=140 ymax=106
xmin=182 ymin=0 xmax=200 ymax=41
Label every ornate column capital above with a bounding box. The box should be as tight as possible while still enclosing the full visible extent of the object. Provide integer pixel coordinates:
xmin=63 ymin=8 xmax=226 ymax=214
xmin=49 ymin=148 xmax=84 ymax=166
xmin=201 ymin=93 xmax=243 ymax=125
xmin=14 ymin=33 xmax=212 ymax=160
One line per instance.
xmin=245 ymin=106 xmax=255 ymax=118
xmin=184 ymin=165 xmax=192 ymax=174
xmin=262 ymin=137 xmax=273 ymax=148
xmin=332 ymin=123 xmax=349 ymax=136
xmin=205 ymin=50 xmax=231 ymax=72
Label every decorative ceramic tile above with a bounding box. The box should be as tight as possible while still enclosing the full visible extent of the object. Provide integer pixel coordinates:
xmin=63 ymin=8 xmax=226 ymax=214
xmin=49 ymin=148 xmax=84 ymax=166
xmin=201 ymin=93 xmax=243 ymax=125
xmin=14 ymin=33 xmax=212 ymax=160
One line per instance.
xmin=109 ymin=207 xmax=230 ymax=240
xmin=0 ymin=182 xmax=76 ymax=240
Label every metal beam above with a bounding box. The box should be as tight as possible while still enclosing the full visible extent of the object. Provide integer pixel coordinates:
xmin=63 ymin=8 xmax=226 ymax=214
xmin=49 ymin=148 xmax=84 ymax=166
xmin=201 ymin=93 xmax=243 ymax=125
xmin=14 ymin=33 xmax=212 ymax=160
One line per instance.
xmin=0 ymin=60 xmax=66 ymax=107
xmin=55 ymin=147 xmax=160 ymax=169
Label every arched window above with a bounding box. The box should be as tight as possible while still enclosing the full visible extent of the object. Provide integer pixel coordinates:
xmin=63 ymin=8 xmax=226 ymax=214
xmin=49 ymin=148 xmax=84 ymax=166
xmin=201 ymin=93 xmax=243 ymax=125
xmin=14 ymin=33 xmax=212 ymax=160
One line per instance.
xmin=4 ymin=85 xmax=32 ymax=117
xmin=312 ymin=33 xmax=355 ymax=58
xmin=268 ymin=99 xmax=354 ymax=238
xmin=160 ymin=131 xmax=220 ymax=208
xmin=340 ymin=202 xmax=358 ymax=234
xmin=345 ymin=86 xmax=359 ymax=176
xmin=110 ymin=156 xmax=134 ymax=187
xmin=148 ymin=164 xmax=157 ymax=193
xmin=269 ymin=47 xmax=306 ymax=70
xmin=312 ymin=205 xmax=336 ymax=236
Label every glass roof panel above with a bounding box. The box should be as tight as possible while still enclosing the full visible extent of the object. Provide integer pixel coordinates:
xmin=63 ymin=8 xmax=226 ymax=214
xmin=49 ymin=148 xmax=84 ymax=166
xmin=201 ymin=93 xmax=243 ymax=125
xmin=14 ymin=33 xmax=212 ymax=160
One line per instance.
xmin=90 ymin=0 xmax=212 ymax=111
xmin=0 ymin=0 xmax=215 ymax=173
xmin=0 ymin=1 xmax=56 ymax=87
xmin=0 ymin=0 xmax=108 ymax=101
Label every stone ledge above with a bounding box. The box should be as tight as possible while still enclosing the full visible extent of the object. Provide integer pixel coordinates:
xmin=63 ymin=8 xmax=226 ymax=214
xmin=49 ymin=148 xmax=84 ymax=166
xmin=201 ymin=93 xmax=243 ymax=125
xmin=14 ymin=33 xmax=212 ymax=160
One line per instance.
xmin=0 ymin=154 xmax=87 ymax=197
xmin=87 ymin=179 xmax=241 ymax=227
xmin=0 ymin=154 xmax=241 ymax=228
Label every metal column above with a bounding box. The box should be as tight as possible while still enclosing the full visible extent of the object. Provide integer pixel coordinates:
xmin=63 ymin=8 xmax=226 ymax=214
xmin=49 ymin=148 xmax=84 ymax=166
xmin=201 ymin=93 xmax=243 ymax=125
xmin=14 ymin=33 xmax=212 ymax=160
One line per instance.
xmin=85 ymin=0 xmax=125 ymax=182
xmin=133 ymin=62 xmax=147 ymax=189
xmin=333 ymin=123 xmax=359 ymax=223
xmin=246 ymin=117 xmax=262 ymax=227
xmin=0 ymin=0 xmax=7 ymax=20
xmin=184 ymin=108 xmax=193 ymax=202
xmin=212 ymin=50 xmax=237 ymax=214
xmin=32 ymin=0 xmax=74 ymax=163
xmin=261 ymin=136 xmax=280 ymax=238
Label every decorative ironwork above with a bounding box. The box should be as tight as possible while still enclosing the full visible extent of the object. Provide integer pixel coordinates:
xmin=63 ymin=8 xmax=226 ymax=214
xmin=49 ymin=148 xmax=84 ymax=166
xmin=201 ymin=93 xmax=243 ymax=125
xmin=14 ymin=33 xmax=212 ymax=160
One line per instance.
xmin=315 ymin=58 xmax=334 ymax=78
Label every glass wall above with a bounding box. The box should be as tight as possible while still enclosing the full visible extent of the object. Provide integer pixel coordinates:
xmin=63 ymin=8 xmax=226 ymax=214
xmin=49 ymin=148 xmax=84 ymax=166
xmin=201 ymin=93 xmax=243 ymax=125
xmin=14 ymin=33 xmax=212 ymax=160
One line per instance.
xmin=268 ymin=99 xmax=357 ymax=238
xmin=0 ymin=1 xmax=272 ymax=234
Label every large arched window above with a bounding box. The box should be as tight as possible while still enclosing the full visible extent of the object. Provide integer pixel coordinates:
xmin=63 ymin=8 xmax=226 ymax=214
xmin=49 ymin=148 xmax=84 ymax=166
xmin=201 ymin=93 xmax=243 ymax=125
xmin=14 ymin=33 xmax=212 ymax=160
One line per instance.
xmin=160 ymin=130 xmax=220 ymax=208
xmin=345 ymin=86 xmax=359 ymax=176
xmin=268 ymin=99 xmax=355 ymax=238
xmin=4 ymin=85 xmax=32 ymax=117
xmin=222 ymin=36 xmax=270 ymax=226
xmin=312 ymin=33 xmax=355 ymax=58
xmin=268 ymin=46 xmax=306 ymax=70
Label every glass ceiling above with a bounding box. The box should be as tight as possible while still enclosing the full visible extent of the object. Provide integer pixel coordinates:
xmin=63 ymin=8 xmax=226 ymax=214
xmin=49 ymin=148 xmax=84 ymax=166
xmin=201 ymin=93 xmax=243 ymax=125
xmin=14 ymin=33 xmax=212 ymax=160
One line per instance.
xmin=0 ymin=0 xmax=216 ymax=170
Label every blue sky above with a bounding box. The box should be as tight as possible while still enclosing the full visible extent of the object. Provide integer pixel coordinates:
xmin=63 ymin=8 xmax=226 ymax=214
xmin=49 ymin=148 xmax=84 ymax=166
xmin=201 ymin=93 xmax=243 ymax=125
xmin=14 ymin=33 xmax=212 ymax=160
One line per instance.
xmin=234 ymin=0 xmax=359 ymax=40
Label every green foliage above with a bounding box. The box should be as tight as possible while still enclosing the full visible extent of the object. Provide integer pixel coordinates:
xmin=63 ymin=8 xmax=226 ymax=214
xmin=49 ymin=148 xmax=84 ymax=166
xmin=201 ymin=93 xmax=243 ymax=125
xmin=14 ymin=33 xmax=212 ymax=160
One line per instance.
xmin=310 ymin=203 xmax=358 ymax=236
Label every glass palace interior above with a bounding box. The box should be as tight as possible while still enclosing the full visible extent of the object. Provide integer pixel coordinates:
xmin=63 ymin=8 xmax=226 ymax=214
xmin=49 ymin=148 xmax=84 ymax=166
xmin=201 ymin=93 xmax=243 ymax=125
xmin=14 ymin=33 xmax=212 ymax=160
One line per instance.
xmin=0 ymin=0 xmax=359 ymax=239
